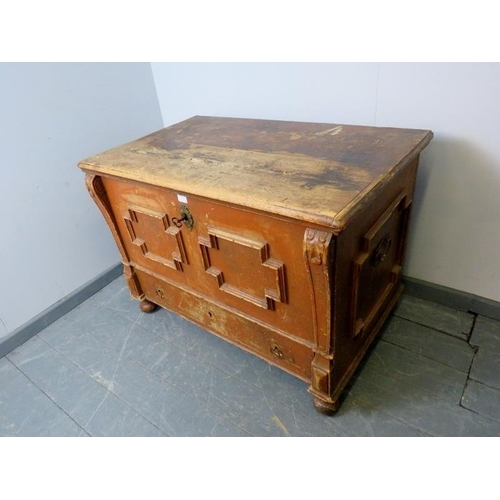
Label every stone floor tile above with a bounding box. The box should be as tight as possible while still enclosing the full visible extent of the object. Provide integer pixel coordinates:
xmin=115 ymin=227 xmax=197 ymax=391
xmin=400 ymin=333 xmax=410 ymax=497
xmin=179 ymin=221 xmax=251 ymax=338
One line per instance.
xmin=5 ymin=277 xmax=500 ymax=437
xmin=352 ymin=368 xmax=500 ymax=436
xmin=364 ymin=340 xmax=468 ymax=404
xmin=0 ymin=358 xmax=84 ymax=437
xmin=393 ymin=295 xmax=474 ymax=340
xmin=83 ymin=392 xmax=166 ymax=437
xmin=380 ymin=315 xmax=475 ymax=372
xmin=44 ymin=328 xmax=250 ymax=436
xmin=469 ymin=316 xmax=500 ymax=349
xmin=461 ymin=379 xmax=500 ymax=423
xmin=469 ymin=346 xmax=500 ymax=391
xmin=8 ymin=336 xmax=166 ymax=437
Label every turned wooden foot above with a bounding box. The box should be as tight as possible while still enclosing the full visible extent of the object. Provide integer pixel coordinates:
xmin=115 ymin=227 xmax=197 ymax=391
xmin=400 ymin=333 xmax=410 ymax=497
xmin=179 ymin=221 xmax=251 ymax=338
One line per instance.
xmin=139 ymin=299 xmax=158 ymax=313
xmin=313 ymin=396 xmax=340 ymax=415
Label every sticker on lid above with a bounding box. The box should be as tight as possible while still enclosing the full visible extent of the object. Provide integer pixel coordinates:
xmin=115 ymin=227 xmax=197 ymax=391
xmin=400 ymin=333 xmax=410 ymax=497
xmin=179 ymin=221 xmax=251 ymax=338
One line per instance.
xmin=177 ymin=194 xmax=188 ymax=204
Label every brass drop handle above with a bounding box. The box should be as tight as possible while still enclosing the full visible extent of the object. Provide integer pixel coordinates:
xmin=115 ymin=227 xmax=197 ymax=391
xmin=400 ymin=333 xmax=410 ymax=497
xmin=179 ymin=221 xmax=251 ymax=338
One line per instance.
xmin=172 ymin=204 xmax=194 ymax=230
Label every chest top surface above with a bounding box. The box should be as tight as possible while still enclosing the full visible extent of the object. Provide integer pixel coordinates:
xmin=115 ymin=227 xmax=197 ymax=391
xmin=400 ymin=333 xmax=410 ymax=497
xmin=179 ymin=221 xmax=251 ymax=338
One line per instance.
xmin=79 ymin=116 xmax=433 ymax=229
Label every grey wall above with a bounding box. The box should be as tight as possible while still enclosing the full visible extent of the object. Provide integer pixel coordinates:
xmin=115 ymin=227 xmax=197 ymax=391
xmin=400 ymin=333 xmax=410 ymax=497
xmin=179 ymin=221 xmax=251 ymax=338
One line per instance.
xmin=151 ymin=63 xmax=500 ymax=303
xmin=0 ymin=63 xmax=163 ymax=338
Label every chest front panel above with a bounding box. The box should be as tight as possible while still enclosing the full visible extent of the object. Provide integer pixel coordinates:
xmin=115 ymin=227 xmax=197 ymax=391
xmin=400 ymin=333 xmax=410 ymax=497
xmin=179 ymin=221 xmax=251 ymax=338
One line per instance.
xmin=103 ymin=176 xmax=318 ymax=345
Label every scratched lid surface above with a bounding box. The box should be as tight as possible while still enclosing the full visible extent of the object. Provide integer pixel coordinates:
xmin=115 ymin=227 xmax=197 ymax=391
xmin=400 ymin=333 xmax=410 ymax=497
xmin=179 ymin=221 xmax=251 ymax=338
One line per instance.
xmin=79 ymin=116 xmax=433 ymax=229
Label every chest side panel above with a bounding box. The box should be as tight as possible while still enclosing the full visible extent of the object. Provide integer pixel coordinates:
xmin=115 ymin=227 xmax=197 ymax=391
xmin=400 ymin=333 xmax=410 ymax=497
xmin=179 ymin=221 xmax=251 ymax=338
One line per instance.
xmin=102 ymin=176 xmax=317 ymax=345
xmin=331 ymin=156 xmax=420 ymax=397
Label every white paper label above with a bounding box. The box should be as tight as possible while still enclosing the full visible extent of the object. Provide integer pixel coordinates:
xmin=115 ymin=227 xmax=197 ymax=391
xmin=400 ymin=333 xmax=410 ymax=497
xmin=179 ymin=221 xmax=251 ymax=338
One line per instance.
xmin=177 ymin=194 xmax=188 ymax=204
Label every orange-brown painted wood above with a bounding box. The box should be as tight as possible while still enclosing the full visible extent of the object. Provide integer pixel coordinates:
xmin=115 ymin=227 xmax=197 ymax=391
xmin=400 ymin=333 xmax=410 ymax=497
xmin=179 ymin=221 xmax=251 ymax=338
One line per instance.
xmin=80 ymin=116 xmax=433 ymax=414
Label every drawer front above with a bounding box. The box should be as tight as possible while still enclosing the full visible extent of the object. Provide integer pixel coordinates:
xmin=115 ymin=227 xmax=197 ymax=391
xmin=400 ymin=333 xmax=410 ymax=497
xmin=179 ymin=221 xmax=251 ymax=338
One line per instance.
xmin=103 ymin=177 xmax=317 ymax=344
xmin=135 ymin=269 xmax=314 ymax=381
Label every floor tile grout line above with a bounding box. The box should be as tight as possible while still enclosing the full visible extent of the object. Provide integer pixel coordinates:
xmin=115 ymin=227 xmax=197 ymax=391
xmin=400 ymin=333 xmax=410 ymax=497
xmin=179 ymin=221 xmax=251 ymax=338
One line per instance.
xmin=86 ymin=320 xmax=343 ymax=435
xmin=46 ymin=290 xmax=489 ymax=436
xmin=364 ymin=359 xmax=467 ymax=406
xmin=357 ymin=362 xmax=500 ymax=433
xmin=101 ymin=295 xmax=475 ymax=402
xmin=34 ymin=335 xmax=169 ymax=437
xmin=5 ymin=357 xmax=88 ymax=437
xmin=466 ymin=312 xmax=478 ymax=343
xmin=458 ymin=390 xmax=500 ymax=426
xmin=459 ymin=377 xmax=472 ymax=413
xmin=67 ymin=301 xmax=492 ymax=436
xmin=47 ymin=315 xmax=350 ymax=436
xmin=163 ymin=347 xmax=421 ymax=436
xmin=11 ymin=283 xmax=497 ymax=436
xmin=458 ymin=313 xmax=500 ymax=418
xmin=351 ymin=376 xmax=462 ymax=437
xmin=75 ymin=305 xmax=431 ymax=436
xmin=458 ymin=331 xmax=480 ymax=410
xmin=40 ymin=329 xmax=253 ymax=437
xmin=209 ymin=361 xmax=424 ymax=436
xmin=352 ymin=391 xmax=440 ymax=436
xmin=392 ymin=313 xmax=469 ymax=342
xmin=378 ymin=337 xmax=472 ymax=373
xmin=464 ymin=374 xmax=500 ymax=393
xmin=343 ymin=395 xmax=434 ymax=437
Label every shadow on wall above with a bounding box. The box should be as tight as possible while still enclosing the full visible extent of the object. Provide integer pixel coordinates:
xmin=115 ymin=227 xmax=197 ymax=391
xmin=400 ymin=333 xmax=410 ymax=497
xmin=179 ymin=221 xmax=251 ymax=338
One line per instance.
xmin=405 ymin=135 xmax=500 ymax=297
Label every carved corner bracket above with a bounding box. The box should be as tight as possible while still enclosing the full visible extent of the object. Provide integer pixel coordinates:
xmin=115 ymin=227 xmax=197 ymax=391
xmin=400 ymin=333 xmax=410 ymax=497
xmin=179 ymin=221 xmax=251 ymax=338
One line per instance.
xmin=303 ymin=228 xmax=334 ymax=354
xmin=84 ymin=172 xmax=144 ymax=299
xmin=84 ymin=173 xmax=129 ymax=265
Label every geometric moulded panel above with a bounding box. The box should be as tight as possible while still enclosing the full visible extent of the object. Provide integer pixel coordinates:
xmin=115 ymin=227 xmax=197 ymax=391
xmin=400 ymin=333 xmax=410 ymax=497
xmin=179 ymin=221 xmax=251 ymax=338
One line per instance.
xmin=198 ymin=226 xmax=286 ymax=310
xmin=350 ymin=191 xmax=410 ymax=337
xmin=124 ymin=205 xmax=187 ymax=271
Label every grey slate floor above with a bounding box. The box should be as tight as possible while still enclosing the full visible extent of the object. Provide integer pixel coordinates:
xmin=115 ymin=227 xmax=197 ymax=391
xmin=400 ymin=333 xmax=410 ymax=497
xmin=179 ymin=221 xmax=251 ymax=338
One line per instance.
xmin=2 ymin=276 xmax=500 ymax=437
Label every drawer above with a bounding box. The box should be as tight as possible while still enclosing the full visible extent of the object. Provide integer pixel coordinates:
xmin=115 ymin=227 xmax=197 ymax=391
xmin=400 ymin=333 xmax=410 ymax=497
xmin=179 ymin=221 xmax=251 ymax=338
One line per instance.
xmin=135 ymin=269 xmax=314 ymax=381
xmin=103 ymin=176 xmax=317 ymax=345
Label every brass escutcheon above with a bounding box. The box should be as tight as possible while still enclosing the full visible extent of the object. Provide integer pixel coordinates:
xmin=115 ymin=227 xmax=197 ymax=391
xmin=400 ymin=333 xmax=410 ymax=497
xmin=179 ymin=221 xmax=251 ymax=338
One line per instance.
xmin=270 ymin=344 xmax=283 ymax=358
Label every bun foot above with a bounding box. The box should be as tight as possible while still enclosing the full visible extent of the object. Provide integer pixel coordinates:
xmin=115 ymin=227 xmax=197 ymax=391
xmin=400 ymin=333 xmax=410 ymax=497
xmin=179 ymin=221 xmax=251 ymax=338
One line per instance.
xmin=313 ymin=396 xmax=340 ymax=415
xmin=140 ymin=299 xmax=158 ymax=313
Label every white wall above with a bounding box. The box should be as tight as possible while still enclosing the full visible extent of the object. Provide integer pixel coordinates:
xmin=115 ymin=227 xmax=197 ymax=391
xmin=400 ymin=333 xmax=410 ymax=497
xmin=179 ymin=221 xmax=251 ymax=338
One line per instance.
xmin=0 ymin=63 xmax=163 ymax=338
xmin=151 ymin=63 xmax=500 ymax=302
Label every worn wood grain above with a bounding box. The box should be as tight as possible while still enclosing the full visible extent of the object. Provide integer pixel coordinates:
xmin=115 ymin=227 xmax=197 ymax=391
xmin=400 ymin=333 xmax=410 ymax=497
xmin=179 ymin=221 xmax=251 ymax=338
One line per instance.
xmin=79 ymin=116 xmax=433 ymax=230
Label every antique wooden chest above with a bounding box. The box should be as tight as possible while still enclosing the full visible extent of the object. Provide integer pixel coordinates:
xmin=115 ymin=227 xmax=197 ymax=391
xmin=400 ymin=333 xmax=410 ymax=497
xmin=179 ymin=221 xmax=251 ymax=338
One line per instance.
xmin=79 ymin=116 xmax=433 ymax=414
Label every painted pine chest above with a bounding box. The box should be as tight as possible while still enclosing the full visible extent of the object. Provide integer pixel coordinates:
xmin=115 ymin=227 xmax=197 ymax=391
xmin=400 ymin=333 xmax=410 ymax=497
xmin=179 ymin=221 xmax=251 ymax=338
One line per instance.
xmin=79 ymin=116 xmax=433 ymax=414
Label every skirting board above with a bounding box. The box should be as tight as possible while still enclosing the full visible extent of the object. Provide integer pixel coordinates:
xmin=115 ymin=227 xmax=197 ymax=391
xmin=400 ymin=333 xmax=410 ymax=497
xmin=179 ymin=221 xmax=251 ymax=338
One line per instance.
xmin=0 ymin=263 xmax=123 ymax=359
xmin=1 ymin=268 xmax=499 ymax=359
xmin=403 ymin=276 xmax=500 ymax=321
